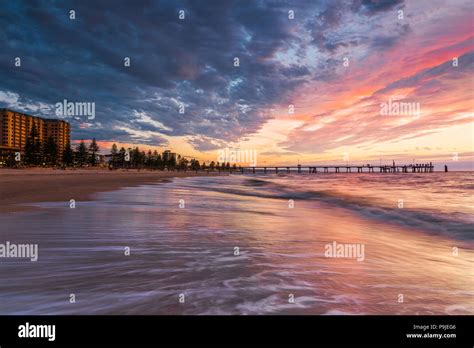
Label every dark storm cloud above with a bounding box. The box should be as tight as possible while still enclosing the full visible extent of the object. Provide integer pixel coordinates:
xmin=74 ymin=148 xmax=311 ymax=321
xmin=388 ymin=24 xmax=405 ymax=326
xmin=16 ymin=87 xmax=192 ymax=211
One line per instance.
xmin=356 ymin=0 xmax=405 ymax=14
xmin=0 ymin=0 xmax=314 ymax=146
xmin=0 ymin=0 xmax=407 ymax=149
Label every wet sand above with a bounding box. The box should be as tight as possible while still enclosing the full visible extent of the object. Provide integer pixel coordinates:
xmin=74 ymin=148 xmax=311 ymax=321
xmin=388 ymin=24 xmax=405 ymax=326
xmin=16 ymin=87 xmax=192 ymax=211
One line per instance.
xmin=0 ymin=168 xmax=219 ymax=213
xmin=0 ymin=174 xmax=472 ymax=314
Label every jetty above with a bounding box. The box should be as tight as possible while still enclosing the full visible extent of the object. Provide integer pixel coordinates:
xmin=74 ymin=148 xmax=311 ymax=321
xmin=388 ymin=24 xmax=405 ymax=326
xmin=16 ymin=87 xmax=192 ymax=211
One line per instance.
xmin=239 ymin=164 xmax=435 ymax=174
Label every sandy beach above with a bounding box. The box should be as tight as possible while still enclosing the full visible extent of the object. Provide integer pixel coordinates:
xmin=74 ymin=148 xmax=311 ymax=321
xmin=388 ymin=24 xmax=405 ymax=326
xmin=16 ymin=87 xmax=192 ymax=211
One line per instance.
xmin=0 ymin=168 xmax=218 ymax=213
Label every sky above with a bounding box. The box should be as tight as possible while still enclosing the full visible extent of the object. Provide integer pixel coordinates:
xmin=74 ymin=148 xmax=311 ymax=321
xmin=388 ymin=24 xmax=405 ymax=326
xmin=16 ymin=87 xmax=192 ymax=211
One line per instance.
xmin=0 ymin=0 xmax=473 ymax=169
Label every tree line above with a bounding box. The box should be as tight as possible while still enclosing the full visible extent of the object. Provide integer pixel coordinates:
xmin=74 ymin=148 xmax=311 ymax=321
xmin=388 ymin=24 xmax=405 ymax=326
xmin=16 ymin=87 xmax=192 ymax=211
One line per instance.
xmin=108 ymin=143 xmax=238 ymax=171
xmin=4 ymin=123 xmax=238 ymax=172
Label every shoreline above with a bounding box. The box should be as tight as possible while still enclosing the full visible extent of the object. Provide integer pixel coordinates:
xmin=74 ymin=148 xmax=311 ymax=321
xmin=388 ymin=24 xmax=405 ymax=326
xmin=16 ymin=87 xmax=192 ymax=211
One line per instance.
xmin=0 ymin=168 xmax=470 ymax=213
xmin=0 ymin=168 xmax=221 ymax=213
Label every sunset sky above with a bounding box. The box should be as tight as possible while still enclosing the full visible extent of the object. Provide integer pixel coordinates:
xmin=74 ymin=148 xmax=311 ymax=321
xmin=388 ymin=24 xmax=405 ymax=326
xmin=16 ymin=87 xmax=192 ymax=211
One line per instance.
xmin=1 ymin=0 xmax=473 ymax=168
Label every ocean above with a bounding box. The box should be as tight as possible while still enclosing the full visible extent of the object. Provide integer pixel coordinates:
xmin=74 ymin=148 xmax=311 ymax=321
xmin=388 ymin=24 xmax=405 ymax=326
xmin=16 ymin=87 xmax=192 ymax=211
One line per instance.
xmin=0 ymin=172 xmax=472 ymax=314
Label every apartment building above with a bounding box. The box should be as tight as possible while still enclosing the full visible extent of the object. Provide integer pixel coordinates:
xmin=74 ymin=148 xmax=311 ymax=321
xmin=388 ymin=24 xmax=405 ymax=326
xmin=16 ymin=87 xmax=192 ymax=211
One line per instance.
xmin=0 ymin=108 xmax=71 ymax=162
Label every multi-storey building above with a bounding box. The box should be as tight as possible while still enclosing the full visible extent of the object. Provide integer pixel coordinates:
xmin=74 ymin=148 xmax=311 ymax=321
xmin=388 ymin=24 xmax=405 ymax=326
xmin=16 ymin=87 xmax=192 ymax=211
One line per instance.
xmin=43 ymin=118 xmax=71 ymax=158
xmin=0 ymin=108 xmax=71 ymax=163
xmin=162 ymin=150 xmax=177 ymax=162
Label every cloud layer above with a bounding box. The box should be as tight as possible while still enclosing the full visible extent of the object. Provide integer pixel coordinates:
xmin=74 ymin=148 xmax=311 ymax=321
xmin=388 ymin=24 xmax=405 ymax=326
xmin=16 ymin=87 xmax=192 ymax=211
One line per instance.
xmin=0 ymin=0 xmax=472 ymax=160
